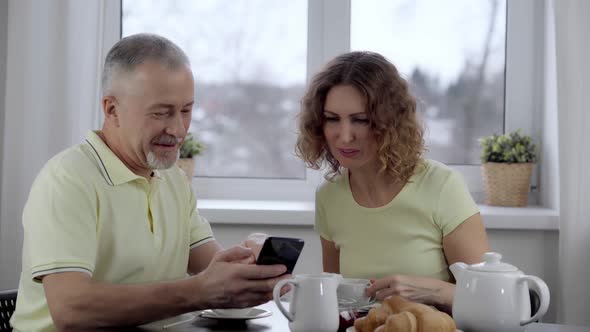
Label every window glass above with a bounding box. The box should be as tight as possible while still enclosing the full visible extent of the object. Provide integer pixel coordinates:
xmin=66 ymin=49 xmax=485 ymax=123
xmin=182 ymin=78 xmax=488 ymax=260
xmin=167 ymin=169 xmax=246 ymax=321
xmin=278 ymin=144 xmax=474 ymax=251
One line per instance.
xmin=351 ymin=0 xmax=506 ymax=164
xmin=122 ymin=0 xmax=308 ymax=178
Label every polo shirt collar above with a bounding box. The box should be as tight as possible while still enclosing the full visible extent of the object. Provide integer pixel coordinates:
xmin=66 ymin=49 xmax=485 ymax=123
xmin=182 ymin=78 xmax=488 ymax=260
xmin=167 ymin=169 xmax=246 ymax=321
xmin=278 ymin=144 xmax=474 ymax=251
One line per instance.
xmin=85 ymin=131 xmax=149 ymax=186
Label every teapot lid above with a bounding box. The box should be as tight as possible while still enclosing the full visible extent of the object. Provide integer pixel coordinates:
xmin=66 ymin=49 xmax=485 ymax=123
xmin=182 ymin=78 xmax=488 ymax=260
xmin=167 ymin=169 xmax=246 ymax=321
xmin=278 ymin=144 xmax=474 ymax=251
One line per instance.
xmin=468 ymin=252 xmax=519 ymax=272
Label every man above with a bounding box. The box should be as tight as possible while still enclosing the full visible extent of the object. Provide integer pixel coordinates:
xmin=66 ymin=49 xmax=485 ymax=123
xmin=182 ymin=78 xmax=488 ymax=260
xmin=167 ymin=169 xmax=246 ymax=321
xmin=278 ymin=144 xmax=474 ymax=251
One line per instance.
xmin=10 ymin=33 xmax=287 ymax=332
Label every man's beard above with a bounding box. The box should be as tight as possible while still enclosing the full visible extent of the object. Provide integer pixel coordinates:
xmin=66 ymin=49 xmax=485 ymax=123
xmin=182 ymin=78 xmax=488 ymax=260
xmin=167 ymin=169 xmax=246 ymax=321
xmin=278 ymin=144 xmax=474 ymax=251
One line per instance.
xmin=147 ymin=134 xmax=183 ymax=170
xmin=147 ymin=149 xmax=180 ymax=169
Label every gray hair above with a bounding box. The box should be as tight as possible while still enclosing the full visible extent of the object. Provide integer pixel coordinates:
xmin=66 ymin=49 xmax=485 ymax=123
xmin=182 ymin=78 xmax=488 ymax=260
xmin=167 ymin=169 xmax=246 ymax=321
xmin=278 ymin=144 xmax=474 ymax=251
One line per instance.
xmin=101 ymin=33 xmax=190 ymax=96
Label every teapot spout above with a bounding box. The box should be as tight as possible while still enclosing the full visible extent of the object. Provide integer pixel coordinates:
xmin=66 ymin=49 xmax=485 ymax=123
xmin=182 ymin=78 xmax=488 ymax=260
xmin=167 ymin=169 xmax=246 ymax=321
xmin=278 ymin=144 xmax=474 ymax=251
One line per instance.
xmin=449 ymin=262 xmax=468 ymax=280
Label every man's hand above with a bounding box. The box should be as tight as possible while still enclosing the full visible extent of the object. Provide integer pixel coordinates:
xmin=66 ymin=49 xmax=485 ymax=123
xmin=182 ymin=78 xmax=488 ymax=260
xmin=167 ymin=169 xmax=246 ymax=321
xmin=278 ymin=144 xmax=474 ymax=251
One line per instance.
xmin=192 ymin=246 xmax=288 ymax=309
xmin=241 ymin=233 xmax=268 ymax=259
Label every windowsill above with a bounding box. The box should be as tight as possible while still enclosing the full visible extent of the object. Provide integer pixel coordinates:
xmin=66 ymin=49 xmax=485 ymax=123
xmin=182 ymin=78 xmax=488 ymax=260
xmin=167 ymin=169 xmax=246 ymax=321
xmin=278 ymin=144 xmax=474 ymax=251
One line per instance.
xmin=198 ymin=199 xmax=559 ymax=231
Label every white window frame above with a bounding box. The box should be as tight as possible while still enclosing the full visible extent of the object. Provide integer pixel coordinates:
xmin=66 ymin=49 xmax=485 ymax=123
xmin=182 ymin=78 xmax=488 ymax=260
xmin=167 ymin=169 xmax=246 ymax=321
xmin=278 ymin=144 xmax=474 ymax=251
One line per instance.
xmin=108 ymin=0 xmax=544 ymax=204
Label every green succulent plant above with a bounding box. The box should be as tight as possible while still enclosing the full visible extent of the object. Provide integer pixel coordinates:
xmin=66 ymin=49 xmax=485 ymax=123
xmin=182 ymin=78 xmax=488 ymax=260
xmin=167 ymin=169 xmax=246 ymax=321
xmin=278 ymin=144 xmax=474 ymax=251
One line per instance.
xmin=180 ymin=132 xmax=205 ymax=159
xmin=479 ymin=129 xmax=537 ymax=163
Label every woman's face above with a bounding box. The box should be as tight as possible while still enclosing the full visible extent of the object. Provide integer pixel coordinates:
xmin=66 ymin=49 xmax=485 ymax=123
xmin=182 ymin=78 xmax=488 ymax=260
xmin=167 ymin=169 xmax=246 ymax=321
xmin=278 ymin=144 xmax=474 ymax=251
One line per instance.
xmin=323 ymin=85 xmax=379 ymax=172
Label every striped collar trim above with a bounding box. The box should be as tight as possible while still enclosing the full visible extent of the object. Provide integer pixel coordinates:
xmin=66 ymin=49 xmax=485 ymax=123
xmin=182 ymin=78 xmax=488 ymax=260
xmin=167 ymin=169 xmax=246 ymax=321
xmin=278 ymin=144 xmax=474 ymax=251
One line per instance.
xmin=85 ymin=131 xmax=145 ymax=186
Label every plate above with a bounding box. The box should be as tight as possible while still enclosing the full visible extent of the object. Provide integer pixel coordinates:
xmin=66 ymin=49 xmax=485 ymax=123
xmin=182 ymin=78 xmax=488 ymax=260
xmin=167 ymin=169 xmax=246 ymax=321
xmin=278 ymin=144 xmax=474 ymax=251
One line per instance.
xmin=346 ymin=328 xmax=463 ymax=332
xmin=198 ymin=308 xmax=272 ymax=320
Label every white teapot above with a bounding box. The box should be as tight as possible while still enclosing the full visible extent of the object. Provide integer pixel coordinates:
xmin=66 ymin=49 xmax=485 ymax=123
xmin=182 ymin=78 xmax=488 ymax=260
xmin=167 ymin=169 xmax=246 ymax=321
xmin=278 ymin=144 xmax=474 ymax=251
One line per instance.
xmin=450 ymin=252 xmax=550 ymax=332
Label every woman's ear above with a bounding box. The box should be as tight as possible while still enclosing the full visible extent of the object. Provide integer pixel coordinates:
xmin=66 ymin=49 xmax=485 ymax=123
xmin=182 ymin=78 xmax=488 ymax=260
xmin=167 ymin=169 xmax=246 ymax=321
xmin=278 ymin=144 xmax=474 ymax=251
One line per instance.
xmin=102 ymin=96 xmax=121 ymax=127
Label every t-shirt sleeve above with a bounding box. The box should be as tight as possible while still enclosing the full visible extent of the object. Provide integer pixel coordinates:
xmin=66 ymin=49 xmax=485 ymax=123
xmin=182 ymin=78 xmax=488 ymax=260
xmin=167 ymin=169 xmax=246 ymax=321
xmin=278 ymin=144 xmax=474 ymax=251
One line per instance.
xmin=188 ymin=188 xmax=214 ymax=249
xmin=314 ymin=186 xmax=332 ymax=241
xmin=23 ymin=166 xmax=97 ymax=282
xmin=434 ymin=170 xmax=480 ymax=236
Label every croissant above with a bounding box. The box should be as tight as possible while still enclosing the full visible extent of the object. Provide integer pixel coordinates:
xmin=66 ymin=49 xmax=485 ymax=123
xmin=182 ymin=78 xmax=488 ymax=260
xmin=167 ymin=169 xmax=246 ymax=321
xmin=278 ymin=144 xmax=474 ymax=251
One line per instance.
xmin=375 ymin=311 xmax=418 ymax=332
xmin=354 ymin=305 xmax=392 ymax=332
xmin=416 ymin=311 xmax=456 ymax=332
xmin=355 ymin=296 xmax=456 ymax=332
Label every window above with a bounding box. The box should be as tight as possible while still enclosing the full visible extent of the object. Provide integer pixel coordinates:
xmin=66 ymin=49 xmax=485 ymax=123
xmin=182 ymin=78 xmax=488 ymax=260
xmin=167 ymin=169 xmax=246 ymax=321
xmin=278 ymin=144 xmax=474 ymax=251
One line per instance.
xmin=351 ymin=0 xmax=506 ymax=165
xmin=118 ymin=0 xmax=541 ymax=203
xmin=122 ymin=0 xmax=308 ymax=179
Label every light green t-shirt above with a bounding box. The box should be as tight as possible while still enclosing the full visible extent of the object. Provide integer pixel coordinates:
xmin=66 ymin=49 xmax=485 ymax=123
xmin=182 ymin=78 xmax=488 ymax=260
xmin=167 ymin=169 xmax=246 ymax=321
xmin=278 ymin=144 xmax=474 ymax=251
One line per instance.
xmin=315 ymin=159 xmax=478 ymax=281
xmin=11 ymin=131 xmax=214 ymax=332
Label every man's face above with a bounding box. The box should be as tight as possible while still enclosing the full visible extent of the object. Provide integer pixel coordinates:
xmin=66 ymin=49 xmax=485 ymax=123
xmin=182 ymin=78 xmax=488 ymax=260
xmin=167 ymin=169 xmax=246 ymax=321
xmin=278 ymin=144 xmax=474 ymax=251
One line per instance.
xmin=109 ymin=60 xmax=195 ymax=172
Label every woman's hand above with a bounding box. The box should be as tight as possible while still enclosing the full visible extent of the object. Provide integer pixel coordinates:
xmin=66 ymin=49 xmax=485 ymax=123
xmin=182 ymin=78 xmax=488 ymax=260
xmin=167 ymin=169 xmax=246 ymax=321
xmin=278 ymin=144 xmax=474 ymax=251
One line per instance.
xmin=365 ymin=274 xmax=455 ymax=312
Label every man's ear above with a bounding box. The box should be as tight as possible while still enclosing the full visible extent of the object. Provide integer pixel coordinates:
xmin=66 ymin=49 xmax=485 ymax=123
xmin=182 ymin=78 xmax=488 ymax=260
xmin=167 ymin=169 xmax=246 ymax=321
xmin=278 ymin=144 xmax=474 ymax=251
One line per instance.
xmin=102 ymin=96 xmax=121 ymax=127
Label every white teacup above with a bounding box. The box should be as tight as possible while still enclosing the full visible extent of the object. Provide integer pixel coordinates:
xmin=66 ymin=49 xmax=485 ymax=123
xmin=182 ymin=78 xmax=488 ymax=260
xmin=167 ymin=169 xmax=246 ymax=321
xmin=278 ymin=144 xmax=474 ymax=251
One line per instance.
xmin=337 ymin=278 xmax=372 ymax=305
xmin=212 ymin=308 xmax=254 ymax=317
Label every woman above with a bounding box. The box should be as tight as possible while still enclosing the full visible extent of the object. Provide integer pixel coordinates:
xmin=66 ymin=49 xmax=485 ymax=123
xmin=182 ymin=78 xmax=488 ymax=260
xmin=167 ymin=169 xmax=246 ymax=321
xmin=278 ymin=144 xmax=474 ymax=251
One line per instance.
xmin=295 ymin=51 xmax=489 ymax=312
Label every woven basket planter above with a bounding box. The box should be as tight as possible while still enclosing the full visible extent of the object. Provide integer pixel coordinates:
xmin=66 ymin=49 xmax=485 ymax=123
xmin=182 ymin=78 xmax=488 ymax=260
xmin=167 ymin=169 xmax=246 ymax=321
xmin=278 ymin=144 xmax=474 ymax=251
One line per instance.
xmin=176 ymin=158 xmax=195 ymax=181
xmin=481 ymin=162 xmax=533 ymax=207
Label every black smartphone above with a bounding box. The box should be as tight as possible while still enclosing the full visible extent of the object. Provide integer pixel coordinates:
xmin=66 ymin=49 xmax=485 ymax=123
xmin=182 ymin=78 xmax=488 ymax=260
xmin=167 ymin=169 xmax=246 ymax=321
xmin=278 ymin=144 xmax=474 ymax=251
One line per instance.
xmin=256 ymin=236 xmax=305 ymax=274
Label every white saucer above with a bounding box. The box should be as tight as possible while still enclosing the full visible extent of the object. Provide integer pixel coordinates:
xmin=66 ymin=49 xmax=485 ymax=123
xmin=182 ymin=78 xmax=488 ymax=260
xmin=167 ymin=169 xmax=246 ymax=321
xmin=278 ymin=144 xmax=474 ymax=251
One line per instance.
xmin=346 ymin=327 xmax=463 ymax=332
xmin=198 ymin=308 xmax=272 ymax=320
xmin=338 ymin=297 xmax=377 ymax=310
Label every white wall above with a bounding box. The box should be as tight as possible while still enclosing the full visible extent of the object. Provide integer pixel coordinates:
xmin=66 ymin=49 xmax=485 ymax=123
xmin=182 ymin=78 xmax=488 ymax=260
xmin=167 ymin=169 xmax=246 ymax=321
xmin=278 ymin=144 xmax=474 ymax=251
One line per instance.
xmin=211 ymin=223 xmax=559 ymax=323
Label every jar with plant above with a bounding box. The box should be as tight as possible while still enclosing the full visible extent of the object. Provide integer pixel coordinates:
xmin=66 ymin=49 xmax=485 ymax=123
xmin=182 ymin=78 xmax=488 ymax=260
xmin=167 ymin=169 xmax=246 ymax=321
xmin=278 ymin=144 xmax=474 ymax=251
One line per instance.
xmin=479 ymin=129 xmax=537 ymax=207
xmin=177 ymin=132 xmax=205 ymax=180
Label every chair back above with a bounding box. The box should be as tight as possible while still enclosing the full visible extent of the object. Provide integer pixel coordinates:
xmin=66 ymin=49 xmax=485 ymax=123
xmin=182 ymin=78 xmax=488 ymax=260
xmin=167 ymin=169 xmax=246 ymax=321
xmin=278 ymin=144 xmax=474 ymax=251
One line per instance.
xmin=0 ymin=289 xmax=17 ymax=332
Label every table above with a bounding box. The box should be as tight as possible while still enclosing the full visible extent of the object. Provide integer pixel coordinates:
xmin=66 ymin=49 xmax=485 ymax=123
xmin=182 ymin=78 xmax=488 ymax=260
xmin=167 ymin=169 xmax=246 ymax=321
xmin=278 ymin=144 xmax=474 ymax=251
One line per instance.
xmin=134 ymin=302 xmax=588 ymax=332
xmin=139 ymin=301 xmax=289 ymax=331
xmin=525 ymin=324 xmax=590 ymax=332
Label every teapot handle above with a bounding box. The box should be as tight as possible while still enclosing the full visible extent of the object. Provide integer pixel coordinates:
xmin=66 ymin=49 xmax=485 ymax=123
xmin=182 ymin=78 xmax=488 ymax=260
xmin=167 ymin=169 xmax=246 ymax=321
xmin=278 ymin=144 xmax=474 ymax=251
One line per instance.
xmin=273 ymin=279 xmax=298 ymax=322
xmin=519 ymin=275 xmax=550 ymax=325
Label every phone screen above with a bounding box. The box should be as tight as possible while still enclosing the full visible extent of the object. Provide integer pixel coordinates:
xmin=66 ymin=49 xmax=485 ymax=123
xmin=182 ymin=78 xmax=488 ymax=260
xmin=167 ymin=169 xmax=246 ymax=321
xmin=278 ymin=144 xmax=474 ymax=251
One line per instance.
xmin=256 ymin=236 xmax=305 ymax=274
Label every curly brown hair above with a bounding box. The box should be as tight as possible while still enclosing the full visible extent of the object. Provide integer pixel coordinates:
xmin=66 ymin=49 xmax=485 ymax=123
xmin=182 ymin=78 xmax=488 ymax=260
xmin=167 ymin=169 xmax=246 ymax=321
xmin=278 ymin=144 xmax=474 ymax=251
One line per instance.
xmin=295 ymin=51 xmax=425 ymax=182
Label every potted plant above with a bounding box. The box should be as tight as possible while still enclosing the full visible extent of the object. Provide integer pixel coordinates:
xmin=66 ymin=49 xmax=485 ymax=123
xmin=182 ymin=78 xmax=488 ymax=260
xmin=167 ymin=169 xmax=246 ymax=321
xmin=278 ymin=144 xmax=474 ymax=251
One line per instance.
xmin=177 ymin=132 xmax=205 ymax=180
xmin=479 ymin=130 xmax=537 ymax=207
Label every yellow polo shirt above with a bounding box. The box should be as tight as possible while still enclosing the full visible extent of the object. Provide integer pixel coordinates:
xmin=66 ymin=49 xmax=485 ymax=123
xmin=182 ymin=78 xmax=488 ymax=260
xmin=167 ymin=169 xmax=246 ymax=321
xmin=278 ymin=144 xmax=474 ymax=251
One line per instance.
xmin=315 ymin=159 xmax=479 ymax=281
xmin=11 ymin=131 xmax=214 ymax=332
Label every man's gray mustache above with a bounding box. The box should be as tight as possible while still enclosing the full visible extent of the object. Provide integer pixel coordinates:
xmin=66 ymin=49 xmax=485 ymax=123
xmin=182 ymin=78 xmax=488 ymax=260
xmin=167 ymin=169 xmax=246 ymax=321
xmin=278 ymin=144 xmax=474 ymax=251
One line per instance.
xmin=153 ymin=135 xmax=182 ymax=145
